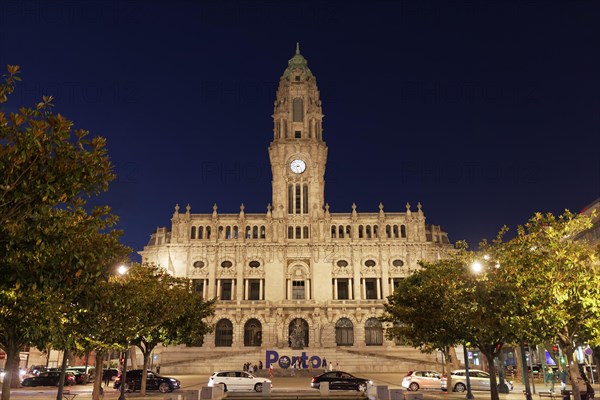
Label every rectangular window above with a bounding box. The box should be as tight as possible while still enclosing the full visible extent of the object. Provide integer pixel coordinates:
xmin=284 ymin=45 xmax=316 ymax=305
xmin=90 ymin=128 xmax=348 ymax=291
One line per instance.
xmin=295 ymin=130 xmax=301 ymax=138
xmin=248 ymin=279 xmax=261 ymax=300
xmin=365 ymin=279 xmax=378 ymax=299
xmin=337 ymin=279 xmax=349 ymax=300
xmin=292 ymin=280 xmax=305 ymax=299
xmin=295 ymin=185 xmax=301 ymax=214
xmin=391 ymin=278 xmax=403 ymax=291
xmin=193 ymin=279 xmax=204 ymax=297
xmin=221 ymin=280 xmax=232 ymax=300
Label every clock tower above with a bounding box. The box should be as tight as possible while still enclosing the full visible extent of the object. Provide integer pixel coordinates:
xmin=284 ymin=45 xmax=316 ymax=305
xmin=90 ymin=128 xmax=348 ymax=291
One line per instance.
xmin=268 ymin=44 xmax=328 ymax=224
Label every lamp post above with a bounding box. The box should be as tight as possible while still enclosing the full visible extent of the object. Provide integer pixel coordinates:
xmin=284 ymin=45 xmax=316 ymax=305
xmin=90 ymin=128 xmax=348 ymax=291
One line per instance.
xmin=117 ymin=265 xmax=128 ymax=400
xmin=464 ymin=343 xmax=475 ymax=400
xmin=118 ymin=349 xmax=128 ymax=400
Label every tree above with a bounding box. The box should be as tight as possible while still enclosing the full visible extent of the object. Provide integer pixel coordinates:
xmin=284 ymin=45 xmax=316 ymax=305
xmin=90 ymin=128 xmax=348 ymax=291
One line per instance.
xmin=495 ymin=211 xmax=600 ymax=400
xmin=121 ymin=264 xmax=215 ymax=395
xmin=0 ymin=65 xmax=129 ymax=400
xmin=383 ymin=255 xmax=466 ymax=387
xmin=383 ymin=240 xmax=523 ymax=400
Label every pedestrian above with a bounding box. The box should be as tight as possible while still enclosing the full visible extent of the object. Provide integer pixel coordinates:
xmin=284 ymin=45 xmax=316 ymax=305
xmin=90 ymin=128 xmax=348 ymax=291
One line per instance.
xmin=249 ymin=364 xmax=254 ymax=373
xmin=546 ymin=367 xmax=555 ymax=392
xmin=156 ymin=364 xmax=160 ymax=374
xmin=269 ymin=365 xmax=273 ymax=379
xmin=560 ymin=368 xmax=567 ymax=390
xmin=322 ymin=358 xmax=327 ymax=370
xmin=259 ymin=360 xmax=263 ymax=370
xmin=291 ymin=360 xmax=296 ymax=376
xmin=102 ymin=370 xmax=111 ymax=387
xmin=329 ymin=362 xmax=333 ymax=371
xmin=336 ymin=362 xmax=339 ymax=371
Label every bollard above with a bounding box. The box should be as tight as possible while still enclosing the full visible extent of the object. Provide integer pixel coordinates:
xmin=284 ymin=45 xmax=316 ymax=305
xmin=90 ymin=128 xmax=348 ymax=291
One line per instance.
xmin=376 ymin=385 xmax=390 ymax=400
xmin=389 ymin=389 xmax=405 ymax=400
xmin=262 ymin=382 xmax=271 ymax=397
xmin=320 ymin=381 xmax=330 ymax=396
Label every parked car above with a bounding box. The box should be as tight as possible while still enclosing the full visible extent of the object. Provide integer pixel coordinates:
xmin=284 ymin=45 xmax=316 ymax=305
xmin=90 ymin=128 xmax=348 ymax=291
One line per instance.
xmin=21 ymin=371 xmax=76 ymax=387
xmin=101 ymin=368 xmax=119 ymax=383
xmin=442 ymin=369 xmax=512 ymax=392
xmin=66 ymin=366 xmax=94 ymax=384
xmin=310 ymin=371 xmax=372 ymax=392
xmin=207 ymin=370 xmax=272 ymax=392
xmin=402 ymin=370 xmax=442 ymax=391
xmin=114 ymin=369 xmax=180 ymax=393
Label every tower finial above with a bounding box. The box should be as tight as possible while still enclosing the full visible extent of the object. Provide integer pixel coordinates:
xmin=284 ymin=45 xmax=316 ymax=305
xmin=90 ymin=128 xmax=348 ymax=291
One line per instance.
xmin=296 ymin=42 xmax=300 ymax=54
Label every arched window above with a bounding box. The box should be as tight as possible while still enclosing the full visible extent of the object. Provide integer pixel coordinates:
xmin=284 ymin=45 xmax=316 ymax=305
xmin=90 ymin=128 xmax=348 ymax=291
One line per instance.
xmin=295 ymin=185 xmax=301 ymax=214
xmin=359 ymin=225 xmax=364 ymax=238
xmin=244 ymin=319 xmax=262 ymax=347
xmin=401 ymin=225 xmax=407 ymax=238
xmin=293 ymin=98 xmax=303 ymax=122
xmin=246 ymin=226 xmax=251 ymax=239
xmin=331 ymin=226 xmax=337 ymax=238
xmin=393 ymin=225 xmax=399 ymax=238
xmin=288 ymin=226 xmax=294 ymax=239
xmin=346 ymin=225 xmax=351 ymax=238
xmin=206 ymin=226 xmax=211 ymax=239
xmin=191 ymin=226 xmax=196 ymax=239
xmin=303 ymin=226 xmax=309 ymax=238
xmin=215 ymin=319 xmax=233 ymax=347
xmin=295 ymin=226 xmax=301 ymax=239
xmin=336 ymin=318 xmax=354 ymax=346
xmin=385 ymin=225 xmax=391 ymax=238
xmin=225 ymin=226 xmax=231 ymax=239
xmin=288 ymin=318 xmax=309 ymax=348
xmin=253 ymin=226 xmax=258 ymax=239
xmin=339 ymin=225 xmax=344 ymax=238
xmin=373 ymin=225 xmax=378 ymax=238
xmin=366 ymin=225 xmax=372 ymax=239
xmin=365 ymin=318 xmax=383 ymax=346
xmin=233 ymin=226 xmax=238 ymax=239
xmin=288 ymin=184 xmax=293 ymax=214
xmin=198 ymin=226 xmax=204 ymax=239
xmin=218 ymin=226 xmax=224 ymax=238
xmin=260 ymin=226 xmax=266 ymax=239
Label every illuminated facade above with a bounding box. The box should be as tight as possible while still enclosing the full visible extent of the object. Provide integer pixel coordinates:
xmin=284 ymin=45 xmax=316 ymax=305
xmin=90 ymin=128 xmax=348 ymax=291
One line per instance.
xmin=139 ymin=45 xmax=453 ymax=373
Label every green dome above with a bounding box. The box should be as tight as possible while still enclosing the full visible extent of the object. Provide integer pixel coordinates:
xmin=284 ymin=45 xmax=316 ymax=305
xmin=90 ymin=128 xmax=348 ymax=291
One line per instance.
xmin=283 ymin=43 xmax=313 ymax=78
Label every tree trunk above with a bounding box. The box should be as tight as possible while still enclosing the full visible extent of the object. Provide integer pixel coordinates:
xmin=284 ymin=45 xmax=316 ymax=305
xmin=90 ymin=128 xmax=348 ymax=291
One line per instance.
xmin=140 ymin=350 xmax=150 ymax=395
xmin=91 ymin=351 xmax=104 ymax=400
xmin=564 ymin=344 xmax=582 ymax=400
xmin=481 ymin=347 xmax=500 ymax=400
xmin=55 ymin=349 xmax=69 ymax=400
xmin=1 ymin=336 xmax=20 ymax=400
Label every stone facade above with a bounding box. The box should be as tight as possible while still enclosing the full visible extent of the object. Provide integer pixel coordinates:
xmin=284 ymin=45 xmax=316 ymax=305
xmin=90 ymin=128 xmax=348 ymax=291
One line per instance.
xmin=139 ymin=45 xmax=453 ymax=372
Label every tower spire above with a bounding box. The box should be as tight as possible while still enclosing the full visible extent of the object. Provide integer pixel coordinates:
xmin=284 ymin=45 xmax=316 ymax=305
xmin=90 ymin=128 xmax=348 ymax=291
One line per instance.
xmin=296 ymin=42 xmax=300 ymax=54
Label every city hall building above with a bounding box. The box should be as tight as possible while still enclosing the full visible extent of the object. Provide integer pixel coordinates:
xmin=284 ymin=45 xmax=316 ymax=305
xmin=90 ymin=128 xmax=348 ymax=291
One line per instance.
xmin=139 ymin=45 xmax=453 ymax=374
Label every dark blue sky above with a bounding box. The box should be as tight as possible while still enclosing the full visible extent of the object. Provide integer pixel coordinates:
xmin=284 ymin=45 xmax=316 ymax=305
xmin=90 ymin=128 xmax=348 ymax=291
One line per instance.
xmin=2 ymin=1 xmax=599 ymax=261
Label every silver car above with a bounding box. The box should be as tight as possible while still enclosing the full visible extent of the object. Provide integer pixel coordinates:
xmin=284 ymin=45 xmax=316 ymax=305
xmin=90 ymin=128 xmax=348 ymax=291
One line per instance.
xmin=441 ymin=369 xmax=491 ymax=392
xmin=401 ymin=370 xmax=442 ymax=391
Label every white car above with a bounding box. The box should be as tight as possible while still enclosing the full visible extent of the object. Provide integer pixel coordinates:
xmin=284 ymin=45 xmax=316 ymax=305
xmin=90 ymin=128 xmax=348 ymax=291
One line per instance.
xmin=402 ymin=370 xmax=442 ymax=391
xmin=207 ymin=371 xmax=272 ymax=392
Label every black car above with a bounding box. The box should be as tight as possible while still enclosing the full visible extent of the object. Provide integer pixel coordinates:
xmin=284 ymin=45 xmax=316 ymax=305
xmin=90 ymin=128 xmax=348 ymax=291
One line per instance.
xmin=21 ymin=371 xmax=76 ymax=387
xmin=114 ymin=369 xmax=180 ymax=393
xmin=310 ymin=371 xmax=372 ymax=392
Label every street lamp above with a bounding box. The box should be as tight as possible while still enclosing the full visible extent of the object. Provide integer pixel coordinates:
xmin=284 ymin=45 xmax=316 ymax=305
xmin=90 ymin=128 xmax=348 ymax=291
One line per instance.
xmin=463 ymin=343 xmax=475 ymax=400
xmin=117 ymin=264 xmax=128 ymax=400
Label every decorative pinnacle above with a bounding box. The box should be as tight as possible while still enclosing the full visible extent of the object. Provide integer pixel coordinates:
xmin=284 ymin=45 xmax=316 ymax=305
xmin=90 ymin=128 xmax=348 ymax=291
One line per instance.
xmin=296 ymin=42 xmax=300 ymax=54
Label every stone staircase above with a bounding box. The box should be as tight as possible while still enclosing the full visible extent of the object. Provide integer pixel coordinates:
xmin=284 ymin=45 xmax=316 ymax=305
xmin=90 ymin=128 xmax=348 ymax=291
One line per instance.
xmin=157 ymin=346 xmax=443 ymax=376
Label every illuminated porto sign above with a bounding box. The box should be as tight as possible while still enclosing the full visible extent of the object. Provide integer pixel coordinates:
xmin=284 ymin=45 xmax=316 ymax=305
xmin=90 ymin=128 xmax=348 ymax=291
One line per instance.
xmin=265 ymin=350 xmax=326 ymax=369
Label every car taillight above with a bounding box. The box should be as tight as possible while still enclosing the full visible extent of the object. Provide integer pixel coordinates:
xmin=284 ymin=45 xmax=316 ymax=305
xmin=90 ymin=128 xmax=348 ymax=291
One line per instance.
xmin=311 ymin=377 xmax=316 ymax=383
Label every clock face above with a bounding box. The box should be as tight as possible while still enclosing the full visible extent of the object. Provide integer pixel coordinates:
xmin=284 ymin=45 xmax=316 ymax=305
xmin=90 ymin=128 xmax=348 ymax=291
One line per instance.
xmin=290 ymin=159 xmax=306 ymax=174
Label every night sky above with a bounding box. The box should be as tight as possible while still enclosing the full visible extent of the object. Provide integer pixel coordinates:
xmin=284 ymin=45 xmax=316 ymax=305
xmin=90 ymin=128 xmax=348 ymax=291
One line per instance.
xmin=2 ymin=1 xmax=599 ymax=261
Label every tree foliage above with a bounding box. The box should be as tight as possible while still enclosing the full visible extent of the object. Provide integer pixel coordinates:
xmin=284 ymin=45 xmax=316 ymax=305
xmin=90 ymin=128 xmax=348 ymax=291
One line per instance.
xmin=120 ymin=264 xmax=215 ymax=395
xmin=0 ymin=65 xmax=129 ymax=400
